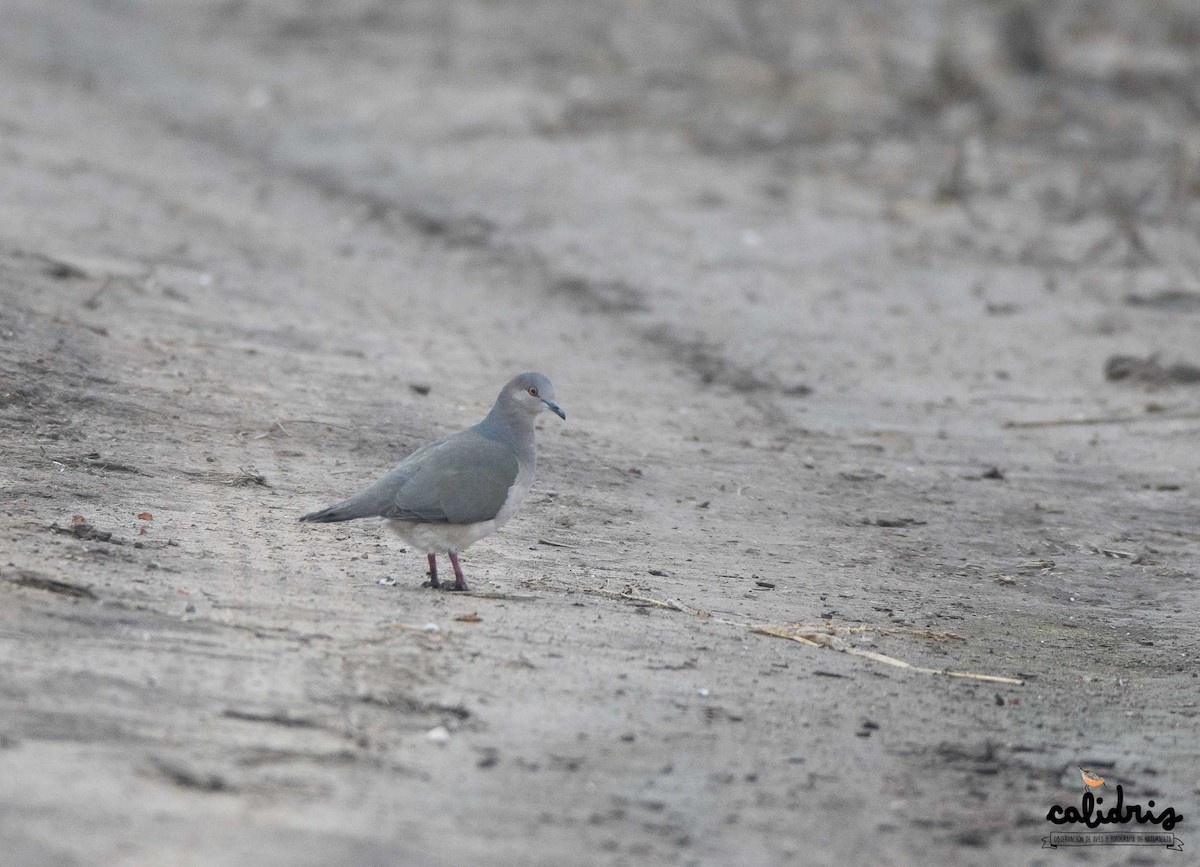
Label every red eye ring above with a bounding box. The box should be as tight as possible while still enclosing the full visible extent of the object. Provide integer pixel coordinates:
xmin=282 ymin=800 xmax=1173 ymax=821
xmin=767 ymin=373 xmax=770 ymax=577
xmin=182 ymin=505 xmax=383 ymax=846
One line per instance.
xmin=528 ymin=387 xmax=539 ymax=397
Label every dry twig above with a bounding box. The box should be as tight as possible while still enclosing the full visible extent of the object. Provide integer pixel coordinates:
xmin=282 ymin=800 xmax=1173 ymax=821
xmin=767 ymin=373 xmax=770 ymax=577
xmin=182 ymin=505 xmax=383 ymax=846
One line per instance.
xmin=1005 ymin=411 xmax=1200 ymax=428
xmin=590 ymin=585 xmax=1023 ymax=685
xmin=751 ymin=624 xmax=1023 ymax=685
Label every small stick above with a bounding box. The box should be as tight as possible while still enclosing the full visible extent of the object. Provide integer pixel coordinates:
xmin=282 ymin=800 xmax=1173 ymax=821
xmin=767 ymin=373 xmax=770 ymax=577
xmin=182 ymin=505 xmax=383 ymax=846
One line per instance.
xmin=584 ymin=586 xmax=709 ymax=617
xmin=780 ymin=622 xmax=966 ymax=642
xmin=586 ymin=585 xmax=1023 ymax=685
xmin=754 ymin=626 xmax=1024 ymax=685
xmin=1005 ymin=411 xmax=1200 ymax=429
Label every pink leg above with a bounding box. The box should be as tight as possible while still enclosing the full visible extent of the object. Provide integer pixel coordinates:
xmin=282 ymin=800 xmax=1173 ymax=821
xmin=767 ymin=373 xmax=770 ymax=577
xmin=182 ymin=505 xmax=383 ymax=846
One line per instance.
xmin=448 ymin=551 xmax=468 ymax=592
xmin=427 ymin=553 xmax=440 ymax=589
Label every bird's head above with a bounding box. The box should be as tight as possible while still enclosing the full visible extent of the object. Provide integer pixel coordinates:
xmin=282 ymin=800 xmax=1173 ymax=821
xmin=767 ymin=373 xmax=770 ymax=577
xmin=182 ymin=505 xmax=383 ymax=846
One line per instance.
xmin=505 ymin=372 xmax=566 ymax=420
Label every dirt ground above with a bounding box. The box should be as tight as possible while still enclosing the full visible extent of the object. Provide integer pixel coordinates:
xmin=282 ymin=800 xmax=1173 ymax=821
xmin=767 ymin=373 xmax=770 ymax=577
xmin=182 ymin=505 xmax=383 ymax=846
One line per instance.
xmin=1 ymin=2 xmax=1198 ymax=865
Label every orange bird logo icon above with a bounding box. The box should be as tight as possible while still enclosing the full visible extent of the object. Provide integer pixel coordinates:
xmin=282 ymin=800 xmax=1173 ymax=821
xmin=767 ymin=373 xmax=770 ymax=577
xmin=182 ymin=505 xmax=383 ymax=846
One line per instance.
xmin=1079 ymin=767 xmax=1105 ymax=790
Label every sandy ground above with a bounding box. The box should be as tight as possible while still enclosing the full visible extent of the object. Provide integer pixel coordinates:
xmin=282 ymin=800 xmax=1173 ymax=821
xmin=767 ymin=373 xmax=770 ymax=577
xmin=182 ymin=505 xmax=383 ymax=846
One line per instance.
xmin=1 ymin=2 xmax=1198 ymax=865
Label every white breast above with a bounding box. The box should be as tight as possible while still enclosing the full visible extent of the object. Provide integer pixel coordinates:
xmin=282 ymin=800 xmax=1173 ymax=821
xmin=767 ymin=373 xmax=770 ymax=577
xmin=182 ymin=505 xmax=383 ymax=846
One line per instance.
xmin=492 ymin=458 xmax=536 ymax=529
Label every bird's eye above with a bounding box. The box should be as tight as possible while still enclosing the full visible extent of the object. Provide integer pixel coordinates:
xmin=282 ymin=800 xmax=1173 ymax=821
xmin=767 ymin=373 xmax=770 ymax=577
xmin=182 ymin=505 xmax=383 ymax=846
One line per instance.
xmin=528 ymin=386 xmax=539 ymax=397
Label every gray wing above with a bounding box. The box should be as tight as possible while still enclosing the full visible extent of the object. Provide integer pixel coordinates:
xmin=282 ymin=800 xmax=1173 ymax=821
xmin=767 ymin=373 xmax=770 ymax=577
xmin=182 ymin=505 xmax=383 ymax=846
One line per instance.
xmin=383 ymin=428 xmax=519 ymax=524
xmin=303 ymin=428 xmax=519 ymax=525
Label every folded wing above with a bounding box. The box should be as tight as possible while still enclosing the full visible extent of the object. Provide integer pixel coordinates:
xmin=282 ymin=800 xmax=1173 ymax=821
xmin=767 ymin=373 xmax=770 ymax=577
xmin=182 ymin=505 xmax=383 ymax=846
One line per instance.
xmin=300 ymin=429 xmax=519 ymax=526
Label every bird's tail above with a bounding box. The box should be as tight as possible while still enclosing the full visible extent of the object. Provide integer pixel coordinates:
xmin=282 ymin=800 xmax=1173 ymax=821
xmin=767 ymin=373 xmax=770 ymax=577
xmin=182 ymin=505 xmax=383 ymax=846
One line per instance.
xmin=299 ymin=501 xmax=360 ymax=523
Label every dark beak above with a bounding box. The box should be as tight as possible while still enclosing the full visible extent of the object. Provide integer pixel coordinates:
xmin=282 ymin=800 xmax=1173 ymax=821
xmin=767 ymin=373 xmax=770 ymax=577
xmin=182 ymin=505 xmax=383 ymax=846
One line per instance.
xmin=543 ymin=399 xmax=566 ymax=420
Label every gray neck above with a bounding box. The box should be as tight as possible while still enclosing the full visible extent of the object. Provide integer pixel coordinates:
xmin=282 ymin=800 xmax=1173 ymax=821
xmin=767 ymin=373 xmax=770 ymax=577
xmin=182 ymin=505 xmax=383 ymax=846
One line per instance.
xmin=478 ymin=400 xmax=536 ymax=462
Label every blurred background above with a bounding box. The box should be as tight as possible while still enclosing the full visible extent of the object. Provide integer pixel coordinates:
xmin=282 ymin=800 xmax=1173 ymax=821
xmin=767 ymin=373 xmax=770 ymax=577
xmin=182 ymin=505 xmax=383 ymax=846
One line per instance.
xmin=8 ymin=0 xmax=1200 ymax=426
xmin=2 ymin=2 xmax=1199 ymax=865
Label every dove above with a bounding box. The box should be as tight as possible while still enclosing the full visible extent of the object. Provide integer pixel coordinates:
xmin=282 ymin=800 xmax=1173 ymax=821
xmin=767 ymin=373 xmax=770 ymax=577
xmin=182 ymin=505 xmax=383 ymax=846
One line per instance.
xmin=301 ymin=372 xmax=564 ymax=591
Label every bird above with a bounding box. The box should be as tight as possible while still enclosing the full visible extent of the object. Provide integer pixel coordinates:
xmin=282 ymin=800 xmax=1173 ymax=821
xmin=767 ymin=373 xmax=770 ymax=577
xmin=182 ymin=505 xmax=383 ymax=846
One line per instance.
xmin=1079 ymin=767 xmax=1105 ymax=790
xmin=300 ymin=372 xmax=565 ymax=592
